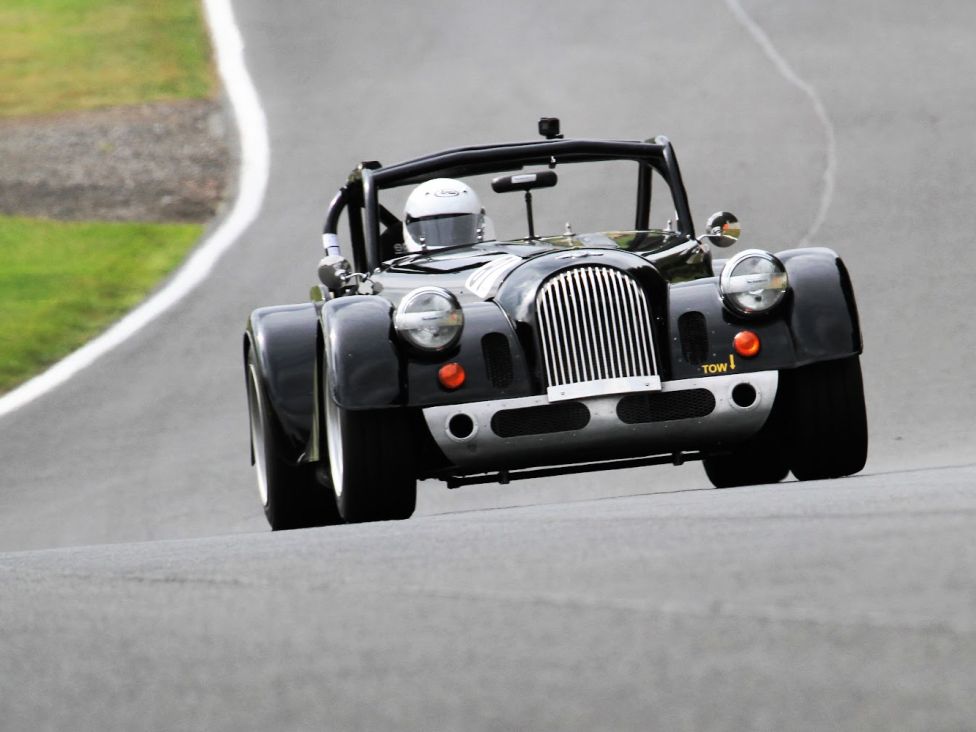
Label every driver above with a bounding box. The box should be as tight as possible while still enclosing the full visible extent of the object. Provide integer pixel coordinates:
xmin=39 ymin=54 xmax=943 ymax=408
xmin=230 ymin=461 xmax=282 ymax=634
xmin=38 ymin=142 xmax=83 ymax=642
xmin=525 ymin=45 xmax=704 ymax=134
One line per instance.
xmin=403 ymin=178 xmax=491 ymax=251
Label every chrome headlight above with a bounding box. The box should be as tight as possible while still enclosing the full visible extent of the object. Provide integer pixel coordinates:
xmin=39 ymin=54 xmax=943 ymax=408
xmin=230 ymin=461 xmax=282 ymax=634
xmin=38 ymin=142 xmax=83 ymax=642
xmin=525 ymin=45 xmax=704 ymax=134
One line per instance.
xmin=720 ymin=249 xmax=789 ymax=316
xmin=394 ymin=287 xmax=464 ymax=351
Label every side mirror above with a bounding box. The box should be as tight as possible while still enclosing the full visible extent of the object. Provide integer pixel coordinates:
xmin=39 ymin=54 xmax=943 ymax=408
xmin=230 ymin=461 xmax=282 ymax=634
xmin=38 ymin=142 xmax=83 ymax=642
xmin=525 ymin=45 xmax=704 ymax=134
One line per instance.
xmin=700 ymin=211 xmax=740 ymax=248
xmin=318 ymin=254 xmax=350 ymax=291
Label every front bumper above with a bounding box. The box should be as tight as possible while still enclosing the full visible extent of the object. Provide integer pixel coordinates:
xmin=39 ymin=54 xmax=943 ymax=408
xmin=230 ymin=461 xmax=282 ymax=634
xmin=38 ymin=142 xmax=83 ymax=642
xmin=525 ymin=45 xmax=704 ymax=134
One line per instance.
xmin=422 ymin=371 xmax=779 ymax=472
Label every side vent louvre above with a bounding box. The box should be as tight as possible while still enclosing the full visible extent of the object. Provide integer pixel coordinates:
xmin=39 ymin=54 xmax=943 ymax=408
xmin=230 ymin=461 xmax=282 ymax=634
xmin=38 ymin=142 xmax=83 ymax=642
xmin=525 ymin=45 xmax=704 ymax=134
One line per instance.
xmin=482 ymin=333 xmax=514 ymax=388
xmin=678 ymin=311 xmax=709 ymax=365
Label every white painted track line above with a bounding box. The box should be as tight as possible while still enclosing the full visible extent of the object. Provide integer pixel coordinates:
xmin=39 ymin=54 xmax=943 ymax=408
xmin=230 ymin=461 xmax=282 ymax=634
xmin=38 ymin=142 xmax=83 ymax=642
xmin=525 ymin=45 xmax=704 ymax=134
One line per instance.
xmin=724 ymin=0 xmax=837 ymax=248
xmin=0 ymin=0 xmax=268 ymax=420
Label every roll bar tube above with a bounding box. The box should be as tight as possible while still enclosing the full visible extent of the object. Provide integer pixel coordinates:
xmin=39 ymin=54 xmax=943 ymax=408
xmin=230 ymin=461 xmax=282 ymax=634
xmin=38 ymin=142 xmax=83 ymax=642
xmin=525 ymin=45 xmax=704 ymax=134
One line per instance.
xmin=361 ymin=168 xmax=380 ymax=272
xmin=655 ymin=135 xmax=695 ymax=238
xmin=322 ymin=136 xmax=697 ymax=272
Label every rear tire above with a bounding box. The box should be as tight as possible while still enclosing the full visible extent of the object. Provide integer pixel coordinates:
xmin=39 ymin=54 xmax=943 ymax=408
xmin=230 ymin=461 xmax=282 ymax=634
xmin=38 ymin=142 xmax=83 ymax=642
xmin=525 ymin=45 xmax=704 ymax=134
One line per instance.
xmin=786 ymin=356 xmax=868 ymax=480
xmin=247 ymin=349 xmax=342 ymax=530
xmin=324 ymin=366 xmax=416 ymax=523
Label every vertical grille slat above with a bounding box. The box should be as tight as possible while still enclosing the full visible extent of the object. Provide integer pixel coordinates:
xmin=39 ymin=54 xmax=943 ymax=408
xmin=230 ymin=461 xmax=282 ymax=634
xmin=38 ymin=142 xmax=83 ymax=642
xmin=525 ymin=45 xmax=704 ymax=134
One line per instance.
xmin=562 ymin=280 xmax=590 ymax=381
xmin=590 ymin=269 xmax=611 ymax=377
xmin=576 ymin=269 xmax=598 ymax=381
xmin=632 ymin=283 xmax=655 ymax=370
xmin=603 ymin=272 xmax=622 ymax=374
xmin=536 ymin=266 xmax=658 ymax=389
xmin=571 ymin=270 xmax=594 ymax=381
xmin=594 ymin=269 xmax=614 ymax=377
xmin=538 ymin=288 xmax=559 ymax=384
xmin=557 ymin=277 xmax=578 ymax=382
xmin=613 ymin=271 xmax=637 ymax=375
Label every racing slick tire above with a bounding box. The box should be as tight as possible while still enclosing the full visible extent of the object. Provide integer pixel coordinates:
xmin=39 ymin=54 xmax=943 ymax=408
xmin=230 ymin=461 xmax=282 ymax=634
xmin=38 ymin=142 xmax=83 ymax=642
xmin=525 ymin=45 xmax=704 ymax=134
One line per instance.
xmin=785 ymin=355 xmax=868 ymax=480
xmin=703 ymin=395 xmax=790 ymax=489
xmin=247 ymin=349 xmax=342 ymax=530
xmin=323 ymin=367 xmax=417 ymax=523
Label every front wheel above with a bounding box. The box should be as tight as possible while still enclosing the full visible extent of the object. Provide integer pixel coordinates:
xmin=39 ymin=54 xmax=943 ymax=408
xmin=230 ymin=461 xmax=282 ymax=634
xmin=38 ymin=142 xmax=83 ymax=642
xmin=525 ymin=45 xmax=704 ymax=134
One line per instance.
xmin=703 ymin=389 xmax=790 ymax=488
xmin=324 ymin=367 xmax=416 ymax=523
xmin=785 ymin=356 xmax=868 ymax=480
xmin=247 ymin=349 xmax=342 ymax=530
xmin=702 ymin=440 xmax=790 ymax=489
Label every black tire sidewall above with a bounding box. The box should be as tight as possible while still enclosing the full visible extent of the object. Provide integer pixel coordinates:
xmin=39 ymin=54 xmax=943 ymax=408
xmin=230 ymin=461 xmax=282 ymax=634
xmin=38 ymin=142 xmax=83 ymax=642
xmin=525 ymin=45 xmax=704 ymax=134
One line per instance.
xmin=248 ymin=349 xmax=340 ymax=530
xmin=703 ymin=387 xmax=790 ymax=488
xmin=786 ymin=356 xmax=868 ymax=481
xmin=324 ymin=372 xmax=416 ymax=523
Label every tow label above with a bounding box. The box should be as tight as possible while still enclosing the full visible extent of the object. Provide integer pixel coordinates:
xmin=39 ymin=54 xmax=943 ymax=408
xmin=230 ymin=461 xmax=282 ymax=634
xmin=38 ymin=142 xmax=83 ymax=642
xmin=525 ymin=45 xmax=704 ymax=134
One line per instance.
xmin=702 ymin=355 xmax=736 ymax=375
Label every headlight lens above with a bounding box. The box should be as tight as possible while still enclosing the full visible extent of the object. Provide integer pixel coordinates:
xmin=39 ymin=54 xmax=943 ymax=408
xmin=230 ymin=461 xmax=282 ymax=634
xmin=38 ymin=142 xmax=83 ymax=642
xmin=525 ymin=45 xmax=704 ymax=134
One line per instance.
xmin=394 ymin=287 xmax=464 ymax=351
xmin=720 ymin=249 xmax=789 ymax=315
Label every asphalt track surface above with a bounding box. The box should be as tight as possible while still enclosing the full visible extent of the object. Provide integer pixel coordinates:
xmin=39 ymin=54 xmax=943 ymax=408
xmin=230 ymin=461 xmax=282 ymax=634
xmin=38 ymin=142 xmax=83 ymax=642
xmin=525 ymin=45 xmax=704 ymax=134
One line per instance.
xmin=2 ymin=1 xmax=975 ymax=730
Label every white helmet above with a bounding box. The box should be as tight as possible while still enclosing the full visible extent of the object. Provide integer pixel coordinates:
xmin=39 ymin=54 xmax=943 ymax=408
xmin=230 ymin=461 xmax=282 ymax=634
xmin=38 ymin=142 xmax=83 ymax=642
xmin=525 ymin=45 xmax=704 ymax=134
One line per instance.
xmin=403 ymin=178 xmax=488 ymax=252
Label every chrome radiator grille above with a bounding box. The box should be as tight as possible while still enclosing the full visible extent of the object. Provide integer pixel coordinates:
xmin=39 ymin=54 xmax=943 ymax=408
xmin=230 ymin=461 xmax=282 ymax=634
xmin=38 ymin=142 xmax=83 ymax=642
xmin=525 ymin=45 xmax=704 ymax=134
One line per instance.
xmin=536 ymin=266 xmax=658 ymax=390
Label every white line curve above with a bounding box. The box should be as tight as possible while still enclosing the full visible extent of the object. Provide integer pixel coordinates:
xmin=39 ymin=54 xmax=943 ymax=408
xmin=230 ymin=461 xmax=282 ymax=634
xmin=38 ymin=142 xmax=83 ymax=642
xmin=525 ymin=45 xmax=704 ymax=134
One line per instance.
xmin=0 ymin=0 xmax=268 ymax=420
xmin=724 ymin=0 xmax=836 ymax=248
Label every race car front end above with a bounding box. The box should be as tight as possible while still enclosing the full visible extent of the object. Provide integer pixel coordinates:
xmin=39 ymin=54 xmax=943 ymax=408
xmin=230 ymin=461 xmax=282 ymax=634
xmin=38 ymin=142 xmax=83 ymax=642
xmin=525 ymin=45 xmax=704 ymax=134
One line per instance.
xmin=411 ymin=250 xmax=787 ymax=485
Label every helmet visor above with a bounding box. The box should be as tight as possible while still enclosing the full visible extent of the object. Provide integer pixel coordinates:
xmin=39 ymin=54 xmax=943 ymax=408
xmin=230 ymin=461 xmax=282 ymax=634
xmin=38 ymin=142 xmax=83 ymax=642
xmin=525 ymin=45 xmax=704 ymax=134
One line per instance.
xmin=405 ymin=213 xmax=481 ymax=248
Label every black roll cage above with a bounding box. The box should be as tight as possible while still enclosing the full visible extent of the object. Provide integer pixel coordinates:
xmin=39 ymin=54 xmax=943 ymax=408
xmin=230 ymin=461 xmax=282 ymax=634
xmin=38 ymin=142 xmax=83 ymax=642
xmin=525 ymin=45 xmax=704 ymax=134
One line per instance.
xmin=323 ymin=136 xmax=695 ymax=273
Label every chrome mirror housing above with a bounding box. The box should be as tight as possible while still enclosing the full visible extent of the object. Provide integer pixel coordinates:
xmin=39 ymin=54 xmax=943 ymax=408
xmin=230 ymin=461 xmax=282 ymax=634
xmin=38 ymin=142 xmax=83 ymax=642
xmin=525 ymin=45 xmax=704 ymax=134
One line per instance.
xmin=700 ymin=211 xmax=740 ymax=248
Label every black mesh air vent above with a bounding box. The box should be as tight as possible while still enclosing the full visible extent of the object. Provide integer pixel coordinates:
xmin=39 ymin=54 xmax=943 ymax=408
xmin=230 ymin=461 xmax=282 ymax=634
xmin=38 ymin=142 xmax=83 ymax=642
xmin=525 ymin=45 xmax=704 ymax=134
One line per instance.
xmin=678 ymin=311 xmax=709 ymax=365
xmin=617 ymin=389 xmax=716 ymax=424
xmin=482 ymin=333 xmax=514 ymax=388
xmin=491 ymin=402 xmax=590 ymax=437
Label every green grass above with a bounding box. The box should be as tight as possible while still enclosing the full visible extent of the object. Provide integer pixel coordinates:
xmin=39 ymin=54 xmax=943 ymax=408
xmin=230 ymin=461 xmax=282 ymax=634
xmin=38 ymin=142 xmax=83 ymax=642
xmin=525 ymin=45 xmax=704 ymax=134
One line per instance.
xmin=0 ymin=0 xmax=214 ymax=118
xmin=0 ymin=0 xmax=218 ymax=394
xmin=0 ymin=217 xmax=203 ymax=393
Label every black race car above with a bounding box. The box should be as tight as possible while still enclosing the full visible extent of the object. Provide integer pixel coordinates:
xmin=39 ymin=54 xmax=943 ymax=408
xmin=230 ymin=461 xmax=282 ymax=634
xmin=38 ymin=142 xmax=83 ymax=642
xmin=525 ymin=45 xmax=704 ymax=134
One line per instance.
xmin=245 ymin=119 xmax=867 ymax=529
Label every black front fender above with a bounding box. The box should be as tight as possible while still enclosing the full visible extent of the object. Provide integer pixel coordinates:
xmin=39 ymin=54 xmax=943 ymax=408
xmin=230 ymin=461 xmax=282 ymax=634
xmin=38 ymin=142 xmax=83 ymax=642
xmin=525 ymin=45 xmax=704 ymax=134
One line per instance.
xmin=668 ymin=247 xmax=861 ymax=379
xmin=778 ymin=247 xmax=862 ymax=360
xmin=321 ymin=296 xmax=401 ymax=409
xmin=245 ymin=303 xmax=319 ymax=463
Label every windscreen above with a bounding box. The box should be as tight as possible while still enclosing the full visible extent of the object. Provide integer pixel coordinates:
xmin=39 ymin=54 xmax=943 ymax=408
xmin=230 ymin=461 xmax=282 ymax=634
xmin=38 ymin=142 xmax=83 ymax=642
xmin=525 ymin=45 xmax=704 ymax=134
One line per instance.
xmin=383 ymin=161 xmax=679 ymax=246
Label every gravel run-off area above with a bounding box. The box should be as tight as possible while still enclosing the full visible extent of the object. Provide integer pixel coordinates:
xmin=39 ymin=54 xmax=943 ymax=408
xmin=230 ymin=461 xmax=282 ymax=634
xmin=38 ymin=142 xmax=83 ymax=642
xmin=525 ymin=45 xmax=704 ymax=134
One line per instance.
xmin=0 ymin=99 xmax=230 ymax=223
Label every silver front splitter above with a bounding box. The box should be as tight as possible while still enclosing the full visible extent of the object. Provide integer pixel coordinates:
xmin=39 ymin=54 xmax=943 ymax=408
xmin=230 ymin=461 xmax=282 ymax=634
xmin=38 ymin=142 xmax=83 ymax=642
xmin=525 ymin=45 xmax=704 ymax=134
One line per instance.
xmin=422 ymin=371 xmax=778 ymax=472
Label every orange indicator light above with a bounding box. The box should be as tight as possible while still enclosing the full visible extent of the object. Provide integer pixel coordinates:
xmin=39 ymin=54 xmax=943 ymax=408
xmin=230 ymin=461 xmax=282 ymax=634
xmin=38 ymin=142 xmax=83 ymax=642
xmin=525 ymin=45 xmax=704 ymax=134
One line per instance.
xmin=733 ymin=330 xmax=761 ymax=358
xmin=438 ymin=362 xmax=466 ymax=390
